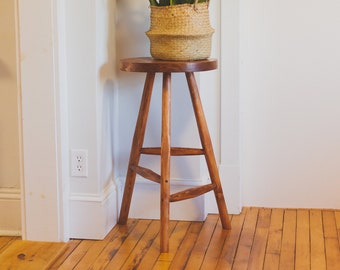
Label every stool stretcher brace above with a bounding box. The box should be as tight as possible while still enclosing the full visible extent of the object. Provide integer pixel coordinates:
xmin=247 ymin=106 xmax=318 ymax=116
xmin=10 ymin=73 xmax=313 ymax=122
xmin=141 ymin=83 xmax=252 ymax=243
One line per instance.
xmin=118 ymin=57 xmax=231 ymax=253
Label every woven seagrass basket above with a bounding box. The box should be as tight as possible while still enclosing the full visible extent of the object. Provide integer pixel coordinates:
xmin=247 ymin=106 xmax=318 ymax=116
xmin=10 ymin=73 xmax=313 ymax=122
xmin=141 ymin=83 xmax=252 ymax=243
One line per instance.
xmin=146 ymin=1 xmax=214 ymax=61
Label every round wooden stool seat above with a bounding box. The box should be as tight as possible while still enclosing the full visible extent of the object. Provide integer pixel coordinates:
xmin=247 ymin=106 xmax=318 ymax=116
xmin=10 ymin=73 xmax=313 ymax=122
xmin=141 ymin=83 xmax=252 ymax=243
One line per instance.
xmin=118 ymin=57 xmax=230 ymax=253
xmin=120 ymin=57 xmax=217 ymax=73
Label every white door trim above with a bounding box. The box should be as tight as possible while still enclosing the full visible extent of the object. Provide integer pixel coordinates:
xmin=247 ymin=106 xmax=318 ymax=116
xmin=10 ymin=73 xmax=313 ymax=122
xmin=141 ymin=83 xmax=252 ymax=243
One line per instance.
xmin=219 ymin=0 xmax=242 ymax=214
xmin=18 ymin=0 xmax=69 ymax=241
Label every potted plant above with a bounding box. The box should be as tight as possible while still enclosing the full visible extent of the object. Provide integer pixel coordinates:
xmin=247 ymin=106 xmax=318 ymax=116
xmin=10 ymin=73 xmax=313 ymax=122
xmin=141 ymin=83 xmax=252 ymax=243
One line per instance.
xmin=146 ymin=0 xmax=213 ymax=61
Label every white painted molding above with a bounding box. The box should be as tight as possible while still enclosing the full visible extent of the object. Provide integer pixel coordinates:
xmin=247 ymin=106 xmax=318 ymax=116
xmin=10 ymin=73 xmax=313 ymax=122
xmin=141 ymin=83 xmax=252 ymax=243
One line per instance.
xmin=54 ymin=0 xmax=70 ymax=242
xmin=219 ymin=164 xmax=241 ymax=214
xmin=69 ymin=181 xmax=117 ymax=240
xmin=0 ymin=188 xmax=21 ymax=200
xmin=219 ymin=0 xmax=242 ymax=214
xmin=0 ymin=230 xmax=21 ymax=237
xmin=18 ymin=0 xmax=69 ymax=241
xmin=0 ymin=188 xmax=21 ymax=235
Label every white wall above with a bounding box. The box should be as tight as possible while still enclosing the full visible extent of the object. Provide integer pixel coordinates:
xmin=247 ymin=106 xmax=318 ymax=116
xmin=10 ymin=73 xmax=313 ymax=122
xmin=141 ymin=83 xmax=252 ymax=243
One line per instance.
xmin=66 ymin=0 xmax=117 ymax=239
xmin=0 ymin=0 xmax=21 ymax=235
xmin=240 ymin=0 xmax=340 ymax=208
xmin=0 ymin=0 xmax=21 ymax=189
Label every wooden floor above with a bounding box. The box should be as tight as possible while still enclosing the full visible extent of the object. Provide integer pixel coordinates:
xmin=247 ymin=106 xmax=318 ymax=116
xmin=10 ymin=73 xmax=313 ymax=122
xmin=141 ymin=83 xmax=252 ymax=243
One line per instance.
xmin=0 ymin=239 xmax=67 ymax=269
xmin=1 ymin=207 xmax=340 ymax=269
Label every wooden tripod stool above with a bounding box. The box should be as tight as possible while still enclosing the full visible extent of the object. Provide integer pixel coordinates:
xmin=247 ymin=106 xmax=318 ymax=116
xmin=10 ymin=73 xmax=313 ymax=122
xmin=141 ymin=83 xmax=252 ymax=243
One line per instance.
xmin=118 ymin=57 xmax=231 ymax=253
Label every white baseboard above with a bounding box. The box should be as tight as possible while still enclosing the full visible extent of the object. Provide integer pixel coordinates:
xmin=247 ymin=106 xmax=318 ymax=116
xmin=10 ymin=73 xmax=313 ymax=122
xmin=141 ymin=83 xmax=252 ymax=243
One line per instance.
xmin=0 ymin=230 xmax=21 ymax=236
xmin=0 ymin=188 xmax=22 ymax=236
xmin=69 ymin=181 xmax=118 ymax=240
xmin=116 ymin=177 xmax=207 ymax=221
xmin=219 ymin=164 xmax=242 ymax=214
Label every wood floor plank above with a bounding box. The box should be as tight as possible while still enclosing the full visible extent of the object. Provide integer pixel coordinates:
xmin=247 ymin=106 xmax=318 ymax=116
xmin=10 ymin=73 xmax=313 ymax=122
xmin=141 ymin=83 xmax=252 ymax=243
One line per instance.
xmin=183 ymin=214 xmax=219 ymax=269
xmin=279 ymin=209 xmax=297 ymax=270
xmin=232 ymin=207 xmax=259 ymax=270
xmin=200 ymin=216 xmax=233 ymax=269
xmin=104 ymin=219 xmax=152 ymax=269
xmin=57 ymin=239 xmax=95 ymax=270
xmin=137 ymin=220 xmax=177 ymax=270
xmin=0 ymin=240 xmax=66 ymax=270
xmin=310 ymin=209 xmax=327 ymax=270
xmin=152 ymin=260 xmax=171 ymax=269
xmin=295 ymin=209 xmax=310 ymax=270
xmin=324 ymin=238 xmax=340 ymax=270
xmin=323 ymin=210 xmax=338 ymax=238
xmin=2 ymin=207 xmax=340 ymax=269
xmin=168 ymin=221 xmax=202 ymax=270
xmin=73 ymin=221 xmax=128 ymax=270
xmin=87 ymin=219 xmax=139 ymax=269
xmin=0 ymin=236 xmax=17 ymax=253
xmin=49 ymin=240 xmax=81 ymax=270
xmin=247 ymin=208 xmax=271 ymax=270
xmin=323 ymin=210 xmax=340 ymax=270
xmin=38 ymin=243 xmax=69 ymax=270
xmin=335 ymin=211 xmax=340 ymax=243
xmin=155 ymin=221 xmax=191 ymax=266
xmin=121 ymin=220 xmax=160 ymax=269
xmin=263 ymin=208 xmax=284 ymax=270
xmin=215 ymin=208 xmax=247 ymax=270
xmin=154 ymin=221 xmax=193 ymax=269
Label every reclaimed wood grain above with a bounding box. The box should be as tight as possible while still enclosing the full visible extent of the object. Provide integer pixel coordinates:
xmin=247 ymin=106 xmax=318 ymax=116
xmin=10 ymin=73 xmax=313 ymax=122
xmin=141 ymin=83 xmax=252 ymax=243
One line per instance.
xmin=1 ymin=208 xmax=340 ymax=269
xmin=0 ymin=241 xmax=66 ymax=270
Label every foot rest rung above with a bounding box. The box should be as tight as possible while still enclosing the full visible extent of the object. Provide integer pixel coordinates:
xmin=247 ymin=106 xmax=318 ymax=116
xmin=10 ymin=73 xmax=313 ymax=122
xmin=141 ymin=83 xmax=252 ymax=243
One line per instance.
xmin=130 ymin=165 xmax=160 ymax=184
xmin=141 ymin=147 xmax=204 ymax=156
xmin=170 ymin=183 xmax=216 ymax=202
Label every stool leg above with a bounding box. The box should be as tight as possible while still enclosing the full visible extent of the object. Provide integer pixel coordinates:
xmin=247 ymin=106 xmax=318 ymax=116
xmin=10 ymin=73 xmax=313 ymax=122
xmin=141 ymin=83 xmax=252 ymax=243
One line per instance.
xmin=160 ymin=72 xmax=171 ymax=253
xmin=185 ymin=72 xmax=231 ymax=230
xmin=118 ymin=72 xmax=156 ymax=225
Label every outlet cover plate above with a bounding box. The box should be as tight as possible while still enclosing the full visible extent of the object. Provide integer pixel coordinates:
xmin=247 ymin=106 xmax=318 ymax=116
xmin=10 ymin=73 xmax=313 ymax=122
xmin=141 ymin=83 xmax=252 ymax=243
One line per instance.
xmin=71 ymin=149 xmax=88 ymax=177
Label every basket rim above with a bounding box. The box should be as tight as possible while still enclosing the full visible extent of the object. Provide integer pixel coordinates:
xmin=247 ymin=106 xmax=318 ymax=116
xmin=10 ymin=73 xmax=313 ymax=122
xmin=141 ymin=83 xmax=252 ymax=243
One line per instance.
xmin=149 ymin=2 xmax=209 ymax=9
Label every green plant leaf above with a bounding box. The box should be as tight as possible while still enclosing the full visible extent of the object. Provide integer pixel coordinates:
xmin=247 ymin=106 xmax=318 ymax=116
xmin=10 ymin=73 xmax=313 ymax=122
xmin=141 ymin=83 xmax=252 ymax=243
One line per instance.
xmin=149 ymin=0 xmax=159 ymax=6
xmin=159 ymin=0 xmax=170 ymax=6
xmin=175 ymin=0 xmax=192 ymax=4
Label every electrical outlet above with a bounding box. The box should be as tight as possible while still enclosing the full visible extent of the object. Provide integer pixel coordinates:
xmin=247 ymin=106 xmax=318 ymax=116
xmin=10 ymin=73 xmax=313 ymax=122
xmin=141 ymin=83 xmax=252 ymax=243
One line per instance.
xmin=71 ymin=149 xmax=88 ymax=177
